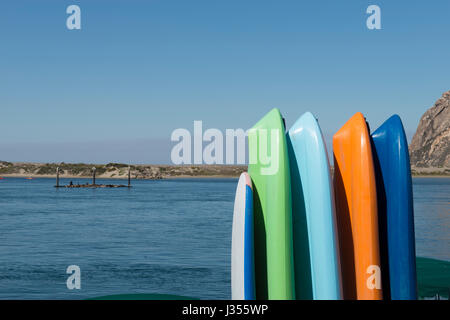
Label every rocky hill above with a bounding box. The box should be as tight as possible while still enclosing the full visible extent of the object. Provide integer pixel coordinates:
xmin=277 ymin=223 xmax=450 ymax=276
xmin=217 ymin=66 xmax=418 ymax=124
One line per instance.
xmin=409 ymin=91 xmax=450 ymax=171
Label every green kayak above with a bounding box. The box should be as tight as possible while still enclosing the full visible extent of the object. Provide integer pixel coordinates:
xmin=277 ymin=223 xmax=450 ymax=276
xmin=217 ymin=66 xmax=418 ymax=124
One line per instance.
xmin=248 ymin=108 xmax=295 ymax=300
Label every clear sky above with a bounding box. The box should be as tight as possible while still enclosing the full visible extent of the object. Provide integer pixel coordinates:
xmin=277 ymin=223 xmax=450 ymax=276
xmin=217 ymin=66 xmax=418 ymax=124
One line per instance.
xmin=1 ymin=0 xmax=449 ymax=163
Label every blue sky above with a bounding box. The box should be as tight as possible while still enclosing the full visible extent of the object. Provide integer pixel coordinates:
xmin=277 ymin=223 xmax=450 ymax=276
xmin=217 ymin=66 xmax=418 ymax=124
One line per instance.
xmin=1 ymin=0 xmax=449 ymax=163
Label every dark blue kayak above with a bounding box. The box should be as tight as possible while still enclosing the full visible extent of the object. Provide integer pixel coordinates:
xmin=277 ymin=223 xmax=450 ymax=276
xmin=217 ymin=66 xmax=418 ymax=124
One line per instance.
xmin=371 ymin=115 xmax=417 ymax=300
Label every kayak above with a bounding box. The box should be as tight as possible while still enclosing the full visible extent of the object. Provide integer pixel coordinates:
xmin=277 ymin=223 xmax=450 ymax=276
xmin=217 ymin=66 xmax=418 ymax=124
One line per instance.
xmin=231 ymin=172 xmax=255 ymax=300
xmin=248 ymin=108 xmax=295 ymax=300
xmin=287 ymin=112 xmax=342 ymax=300
xmin=371 ymin=115 xmax=417 ymax=300
xmin=333 ymin=112 xmax=383 ymax=300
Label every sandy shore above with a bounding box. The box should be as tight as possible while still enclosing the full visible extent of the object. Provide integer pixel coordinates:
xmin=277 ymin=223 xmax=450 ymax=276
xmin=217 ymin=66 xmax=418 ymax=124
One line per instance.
xmin=2 ymin=173 xmax=448 ymax=180
xmin=0 ymin=173 xmax=128 ymax=179
xmin=1 ymin=162 xmax=448 ymax=179
xmin=412 ymin=175 xmax=450 ymax=178
xmin=0 ymin=174 xmax=241 ymax=179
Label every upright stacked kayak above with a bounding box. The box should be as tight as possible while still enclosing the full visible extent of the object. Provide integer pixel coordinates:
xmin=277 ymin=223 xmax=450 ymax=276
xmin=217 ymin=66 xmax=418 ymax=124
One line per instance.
xmin=248 ymin=108 xmax=295 ymax=300
xmin=287 ymin=112 xmax=342 ymax=300
xmin=231 ymin=110 xmax=420 ymax=300
xmin=371 ymin=115 xmax=417 ymax=300
xmin=333 ymin=112 xmax=383 ymax=300
xmin=231 ymin=172 xmax=256 ymax=300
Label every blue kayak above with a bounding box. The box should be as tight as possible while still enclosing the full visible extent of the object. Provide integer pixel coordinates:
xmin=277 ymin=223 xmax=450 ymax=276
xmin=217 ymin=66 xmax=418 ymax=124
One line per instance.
xmin=287 ymin=112 xmax=342 ymax=300
xmin=371 ymin=115 xmax=418 ymax=300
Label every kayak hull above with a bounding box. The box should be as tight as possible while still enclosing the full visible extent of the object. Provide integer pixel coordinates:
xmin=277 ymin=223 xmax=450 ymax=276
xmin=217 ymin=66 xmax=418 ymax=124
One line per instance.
xmin=287 ymin=112 xmax=342 ymax=300
xmin=371 ymin=115 xmax=417 ymax=300
xmin=232 ymin=172 xmax=256 ymax=300
xmin=333 ymin=112 xmax=383 ymax=300
xmin=248 ymin=108 xmax=295 ymax=300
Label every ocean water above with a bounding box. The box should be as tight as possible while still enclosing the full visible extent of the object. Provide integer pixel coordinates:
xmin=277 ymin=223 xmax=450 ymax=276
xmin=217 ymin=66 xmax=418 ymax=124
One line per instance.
xmin=411 ymin=178 xmax=450 ymax=262
xmin=0 ymin=177 xmax=448 ymax=299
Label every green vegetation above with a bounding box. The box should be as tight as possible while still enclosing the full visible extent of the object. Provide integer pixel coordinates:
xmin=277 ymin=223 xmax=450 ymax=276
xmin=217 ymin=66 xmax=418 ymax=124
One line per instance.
xmin=59 ymin=163 xmax=92 ymax=175
xmin=36 ymin=163 xmax=59 ymax=175
xmin=0 ymin=166 xmax=19 ymax=174
xmin=106 ymin=163 xmax=129 ymax=168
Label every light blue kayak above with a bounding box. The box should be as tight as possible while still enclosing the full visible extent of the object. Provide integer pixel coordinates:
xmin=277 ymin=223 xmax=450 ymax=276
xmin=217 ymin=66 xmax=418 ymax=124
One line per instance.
xmin=287 ymin=112 xmax=342 ymax=300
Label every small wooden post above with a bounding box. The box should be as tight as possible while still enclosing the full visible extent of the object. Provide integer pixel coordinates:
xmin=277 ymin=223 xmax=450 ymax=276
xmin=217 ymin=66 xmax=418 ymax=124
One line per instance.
xmin=92 ymin=167 xmax=96 ymax=185
xmin=56 ymin=167 xmax=60 ymax=187
xmin=128 ymin=166 xmax=131 ymax=187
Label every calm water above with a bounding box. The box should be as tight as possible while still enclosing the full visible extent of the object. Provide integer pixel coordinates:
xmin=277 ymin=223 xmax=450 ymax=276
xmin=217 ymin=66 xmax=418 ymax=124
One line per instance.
xmin=0 ymin=177 xmax=448 ymax=299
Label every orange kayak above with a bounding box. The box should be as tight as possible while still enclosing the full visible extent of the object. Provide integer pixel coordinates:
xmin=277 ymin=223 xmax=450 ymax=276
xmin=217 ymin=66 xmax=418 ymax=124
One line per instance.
xmin=333 ymin=112 xmax=382 ymax=300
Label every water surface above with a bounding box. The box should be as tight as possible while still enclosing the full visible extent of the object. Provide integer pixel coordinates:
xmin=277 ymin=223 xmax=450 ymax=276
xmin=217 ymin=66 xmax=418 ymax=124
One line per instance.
xmin=0 ymin=177 xmax=448 ymax=299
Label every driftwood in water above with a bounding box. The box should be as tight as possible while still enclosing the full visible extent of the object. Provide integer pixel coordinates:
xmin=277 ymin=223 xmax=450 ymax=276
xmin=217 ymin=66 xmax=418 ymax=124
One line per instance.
xmin=54 ymin=166 xmax=132 ymax=188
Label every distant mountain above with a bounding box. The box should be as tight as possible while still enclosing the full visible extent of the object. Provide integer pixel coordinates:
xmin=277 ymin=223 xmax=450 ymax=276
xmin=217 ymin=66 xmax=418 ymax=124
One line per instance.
xmin=409 ymin=91 xmax=450 ymax=169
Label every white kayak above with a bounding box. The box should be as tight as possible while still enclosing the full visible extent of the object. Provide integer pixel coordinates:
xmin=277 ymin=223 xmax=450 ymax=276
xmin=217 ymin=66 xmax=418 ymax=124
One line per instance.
xmin=231 ymin=172 xmax=255 ymax=300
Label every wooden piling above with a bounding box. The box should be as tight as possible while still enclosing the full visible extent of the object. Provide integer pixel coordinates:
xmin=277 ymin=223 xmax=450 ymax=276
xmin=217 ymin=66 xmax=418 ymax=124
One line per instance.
xmin=128 ymin=166 xmax=131 ymax=187
xmin=92 ymin=167 xmax=96 ymax=185
xmin=56 ymin=167 xmax=60 ymax=187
